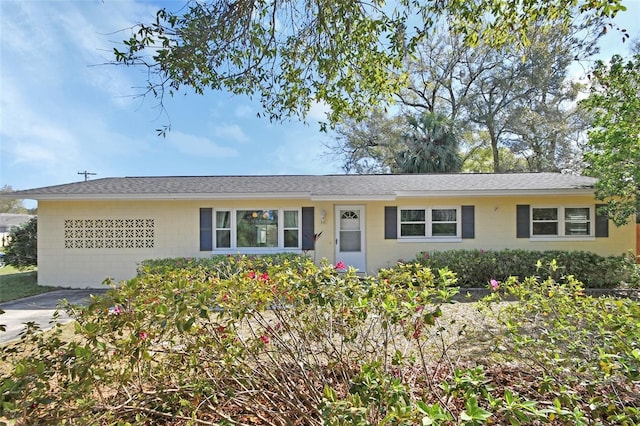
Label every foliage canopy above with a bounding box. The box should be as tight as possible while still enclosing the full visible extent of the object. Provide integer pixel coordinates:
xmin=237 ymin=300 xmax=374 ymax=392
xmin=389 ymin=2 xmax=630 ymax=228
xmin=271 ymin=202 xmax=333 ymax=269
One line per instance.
xmin=581 ymin=54 xmax=640 ymax=226
xmin=113 ymin=0 xmax=626 ymax=128
xmin=3 ymin=217 xmax=37 ymax=269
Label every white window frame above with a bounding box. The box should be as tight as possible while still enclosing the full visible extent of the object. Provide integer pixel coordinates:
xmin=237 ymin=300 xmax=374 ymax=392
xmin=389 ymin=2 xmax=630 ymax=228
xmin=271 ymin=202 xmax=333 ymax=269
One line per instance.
xmin=530 ymin=206 xmax=595 ymax=240
xmin=213 ymin=208 xmax=302 ymax=252
xmin=398 ymin=206 xmax=462 ymax=243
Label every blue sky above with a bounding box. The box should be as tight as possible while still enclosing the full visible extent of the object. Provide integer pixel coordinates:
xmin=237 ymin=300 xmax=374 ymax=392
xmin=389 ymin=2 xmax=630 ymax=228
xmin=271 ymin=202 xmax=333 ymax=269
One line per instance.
xmin=1 ymin=0 xmax=639 ymax=208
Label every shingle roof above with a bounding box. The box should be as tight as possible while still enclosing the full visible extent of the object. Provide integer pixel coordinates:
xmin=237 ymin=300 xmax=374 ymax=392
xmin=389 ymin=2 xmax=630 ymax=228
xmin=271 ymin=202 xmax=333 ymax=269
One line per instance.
xmin=2 ymin=173 xmax=596 ymax=201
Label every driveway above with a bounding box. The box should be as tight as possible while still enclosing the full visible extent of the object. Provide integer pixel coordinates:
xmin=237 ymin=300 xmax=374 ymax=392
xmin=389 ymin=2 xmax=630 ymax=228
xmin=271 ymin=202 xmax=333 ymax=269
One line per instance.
xmin=0 ymin=289 xmax=107 ymax=344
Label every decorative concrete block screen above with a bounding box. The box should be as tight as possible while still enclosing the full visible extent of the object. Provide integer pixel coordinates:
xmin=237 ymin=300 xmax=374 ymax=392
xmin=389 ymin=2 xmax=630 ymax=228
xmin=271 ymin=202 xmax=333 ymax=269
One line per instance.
xmin=64 ymin=219 xmax=155 ymax=249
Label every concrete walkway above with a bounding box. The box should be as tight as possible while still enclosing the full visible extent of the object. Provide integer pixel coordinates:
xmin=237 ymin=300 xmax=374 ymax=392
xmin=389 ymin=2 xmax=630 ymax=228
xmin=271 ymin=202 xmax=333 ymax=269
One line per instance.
xmin=0 ymin=289 xmax=107 ymax=344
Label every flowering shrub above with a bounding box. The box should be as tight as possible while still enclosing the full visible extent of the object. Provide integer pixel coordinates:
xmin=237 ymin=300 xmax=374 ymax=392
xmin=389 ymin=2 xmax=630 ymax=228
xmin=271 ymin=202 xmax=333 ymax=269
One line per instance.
xmin=0 ymin=255 xmax=460 ymax=424
xmin=1 ymin=255 xmax=638 ymax=424
xmin=478 ymin=261 xmax=640 ymax=424
xmin=414 ymin=249 xmax=638 ymax=288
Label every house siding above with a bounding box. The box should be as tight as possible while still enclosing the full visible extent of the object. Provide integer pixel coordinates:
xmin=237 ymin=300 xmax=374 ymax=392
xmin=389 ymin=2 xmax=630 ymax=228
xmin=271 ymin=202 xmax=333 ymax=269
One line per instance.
xmin=37 ymin=194 xmax=635 ymax=288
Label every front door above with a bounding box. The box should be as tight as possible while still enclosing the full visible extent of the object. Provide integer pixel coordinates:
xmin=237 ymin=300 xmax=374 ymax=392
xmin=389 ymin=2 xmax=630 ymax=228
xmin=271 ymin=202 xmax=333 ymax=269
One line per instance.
xmin=335 ymin=205 xmax=366 ymax=271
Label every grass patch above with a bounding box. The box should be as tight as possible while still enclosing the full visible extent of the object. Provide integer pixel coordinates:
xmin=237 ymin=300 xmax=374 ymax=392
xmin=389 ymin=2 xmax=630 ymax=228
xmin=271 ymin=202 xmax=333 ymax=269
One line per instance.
xmin=0 ymin=269 xmax=59 ymax=303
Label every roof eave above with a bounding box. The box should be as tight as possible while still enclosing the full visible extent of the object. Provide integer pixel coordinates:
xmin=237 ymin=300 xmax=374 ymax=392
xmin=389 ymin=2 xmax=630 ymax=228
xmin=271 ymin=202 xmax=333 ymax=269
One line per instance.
xmin=12 ymin=192 xmax=314 ymax=201
xmin=394 ymin=188 xmax=595 ymax=197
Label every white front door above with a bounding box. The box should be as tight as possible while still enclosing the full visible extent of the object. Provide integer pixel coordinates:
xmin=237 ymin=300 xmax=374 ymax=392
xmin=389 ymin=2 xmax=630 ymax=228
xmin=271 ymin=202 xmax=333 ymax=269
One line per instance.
xmin=335 ymin=205 xmax=366 ymax=271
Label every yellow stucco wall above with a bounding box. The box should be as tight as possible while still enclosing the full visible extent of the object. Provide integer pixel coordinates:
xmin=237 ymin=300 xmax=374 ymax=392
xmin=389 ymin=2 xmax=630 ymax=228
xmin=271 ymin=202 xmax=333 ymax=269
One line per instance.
xmin=37 ymin=195 xmax=636 ymax=288
xmin=363 ymin=196 xmax=634 ymax=273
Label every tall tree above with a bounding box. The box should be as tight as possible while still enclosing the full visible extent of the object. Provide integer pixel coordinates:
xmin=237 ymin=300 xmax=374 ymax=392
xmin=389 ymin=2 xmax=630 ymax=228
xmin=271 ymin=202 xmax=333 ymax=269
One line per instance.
xmin=113 ymin=0 xmax=625 ymax=129
xmin=580 ymin=54 xmax=640 ymax=226
xmin=0 ymin=185 xmax=27 ymax=214
xmin=4 ymin=217 xmax=37 ymax=269
xmin=393 ymin=113 xmax=463 ymax=173
xmin=397 ymin=19 xmax=601 ymax=172
xmin=327 ymin=110 xmax=404 ymax=174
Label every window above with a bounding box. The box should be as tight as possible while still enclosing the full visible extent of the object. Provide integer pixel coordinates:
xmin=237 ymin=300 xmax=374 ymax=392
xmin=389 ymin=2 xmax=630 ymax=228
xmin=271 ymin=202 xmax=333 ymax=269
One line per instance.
xmin=531 ymin=206 xmax=592 ymax=237
xmin=432 ymin=208 xmax=457 ymax=236
xmin=532 ymin=208 xmax=558 ymax=236
xmin=565 ymin=208 xmax=591 ymax=236
xmin=216 ymin=211 xmax=231 ymax=248
xmin=399 ymin=207 xmax=460 ymax=239
xmin=283 ymin=210 xmax=299 ymax=248
xmin=212 ymin=208 xmax=300 ymax=250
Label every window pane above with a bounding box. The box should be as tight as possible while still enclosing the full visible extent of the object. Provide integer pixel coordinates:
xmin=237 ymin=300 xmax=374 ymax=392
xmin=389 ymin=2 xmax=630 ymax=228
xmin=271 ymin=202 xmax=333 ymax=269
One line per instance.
xmin=432 ymin=223 xmax=457 ymax=236
xmin=284 ymin=230 xmax=298 ymax=247
xmin=432 ymin=209 xmax=456 ymax=222
xmin=401 ymin=223 xmax=426 ymax=237
xmin=565 ymin=208 xmax=589 ymax=221
xmin=340 ymin=210 xmax=360 ymax=230
xmin=236 ymin=210 xmax=278 ymax=247
xmin=400 ymin=209 xmax=425 ymax=222
xmin=533 ymin=208 xmax=557 ymax=221
xmin=216 ymin=230 xmax=231 ymax=248
xmin=340 ymin=230 xmax=361 ymax=252
xmin=566 ymin=222 xmax=591 ymax=236
xmin=533 ymin=222 xmax=558 ymax=235
xmin=284 ymin=210 xmax=298 ymax=228
xmin=216 ymin=211 xmax=230 ymax=228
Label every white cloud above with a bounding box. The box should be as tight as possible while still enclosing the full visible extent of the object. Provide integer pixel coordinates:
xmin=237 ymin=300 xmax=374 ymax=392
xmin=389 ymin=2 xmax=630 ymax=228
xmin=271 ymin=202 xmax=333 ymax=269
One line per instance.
xmin=265 ymin=125 xmax=339 ymax=175
xmin=307 ymin=100 xmax=332 ymax=121
xmin=165 ymin=131 xmax=238 ymax=158
xmin=213 ymin=124 xmax=250 ymax=143
xmin=234 ymin=105 xmax=253 ymax=118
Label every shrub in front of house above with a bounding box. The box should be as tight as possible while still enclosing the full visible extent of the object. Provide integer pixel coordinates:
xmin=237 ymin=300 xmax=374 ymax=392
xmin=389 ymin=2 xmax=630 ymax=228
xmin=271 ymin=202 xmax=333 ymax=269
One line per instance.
xmin=413 ymin=249 xmax=636 ymax=288
xmin=137 ymin=252 xmax=306 ymax=277
xmin=2 ymin=255 xmax=639 ymax=424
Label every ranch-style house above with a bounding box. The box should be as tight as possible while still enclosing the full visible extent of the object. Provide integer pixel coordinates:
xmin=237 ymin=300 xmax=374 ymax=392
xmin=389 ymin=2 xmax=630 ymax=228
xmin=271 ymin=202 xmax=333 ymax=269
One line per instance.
xmin=2 ymin=173 xmax=636 ymax=289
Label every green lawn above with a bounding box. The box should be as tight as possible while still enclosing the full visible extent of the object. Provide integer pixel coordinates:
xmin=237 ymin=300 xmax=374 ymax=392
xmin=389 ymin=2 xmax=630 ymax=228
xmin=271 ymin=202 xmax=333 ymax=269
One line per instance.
xmin=0 ymin=267 xmax=60 ymax=303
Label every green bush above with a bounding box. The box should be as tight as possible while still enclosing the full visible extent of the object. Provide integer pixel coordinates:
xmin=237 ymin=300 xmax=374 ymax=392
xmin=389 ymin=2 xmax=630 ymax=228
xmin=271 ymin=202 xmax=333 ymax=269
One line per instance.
xmin=1 ymin=256 xmax=460 ymax=424
xmin=3 ymin=217 xmax=37 ymax=269
xmin=137 ymin=252 xmax=305 ymax=277
xmin=413 ymin=249 xmax=637 ymax=288
xmin=479 ymin=262 xmax=640 ymax=425
xmin=2 ymin=255 xmax=638 ymax=425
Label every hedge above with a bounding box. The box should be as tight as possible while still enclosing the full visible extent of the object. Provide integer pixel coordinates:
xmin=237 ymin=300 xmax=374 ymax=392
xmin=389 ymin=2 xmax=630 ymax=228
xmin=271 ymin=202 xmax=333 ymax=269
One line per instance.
xmin=412 ymin=249 xmax=638 ymax=288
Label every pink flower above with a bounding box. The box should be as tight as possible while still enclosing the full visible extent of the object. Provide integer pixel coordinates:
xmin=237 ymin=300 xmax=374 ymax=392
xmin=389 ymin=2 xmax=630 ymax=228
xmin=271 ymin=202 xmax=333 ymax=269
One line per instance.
xmin=335 ymin=261 xmax=346 ymax=270
xmin=138 ymin=331 xmax=148 ymax=341
xmin=423 ymin=253 xmax=430 ymax=259
xmin=412 ymin=326 xmax=421 ymax=339
xmin=260 ymin=272 xmax=269 ymax=281
xmin=259 ymin=335 xmax=270 ymax=345
xmin=248 ymin=271 xmax=257 ymax=279
xmin=490 ymin=279 xmax=500 ymax=291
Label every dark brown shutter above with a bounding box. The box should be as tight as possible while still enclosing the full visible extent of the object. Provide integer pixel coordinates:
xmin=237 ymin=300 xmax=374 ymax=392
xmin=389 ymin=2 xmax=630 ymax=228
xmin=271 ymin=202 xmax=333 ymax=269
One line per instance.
xmin=301 ymin=207 xmax=315 ymax=250
xmin=516 ymin=205 xmax=530 ymax=238
xmin=199 ymin=208 xmax=213 ymax=251
xmin=461 ymin=206 xmax=475 ymax=239
xmin=595 ymin=204 xmax=609 ymax=237
xmin=385 ymin=206 xmax=397 ymax=239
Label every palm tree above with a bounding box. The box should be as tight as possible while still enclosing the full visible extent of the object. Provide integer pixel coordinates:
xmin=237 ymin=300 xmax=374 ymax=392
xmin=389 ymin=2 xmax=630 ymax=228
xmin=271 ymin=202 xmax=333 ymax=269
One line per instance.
xmin=393 ymin=112 xmax=463 ymax=173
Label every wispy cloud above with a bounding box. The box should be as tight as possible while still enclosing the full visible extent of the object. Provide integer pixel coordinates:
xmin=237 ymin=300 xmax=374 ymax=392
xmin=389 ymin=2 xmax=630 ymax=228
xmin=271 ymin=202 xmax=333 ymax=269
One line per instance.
xmin=213 ymin=124 xmax=250 ymax=143
xmin=165 ymin=131 xmax=238 ymax=158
